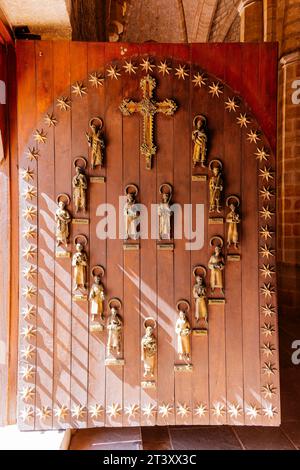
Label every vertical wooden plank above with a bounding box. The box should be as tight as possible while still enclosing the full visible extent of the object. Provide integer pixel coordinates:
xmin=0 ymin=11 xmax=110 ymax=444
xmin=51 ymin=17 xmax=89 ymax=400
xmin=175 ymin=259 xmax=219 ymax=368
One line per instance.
xmin=35 ymin=40 xmax=55 ymax=430
xmin=87 ymin=42 xmax=106 ymax=429
xmin=52 ymin=41 xmax=72 ymax=430
xmin=16 ymin=40 xmax=37 ymax=430
xmin=121 ymin=43 xmax=141 ymax=428
xmin=70 ymin=41 xmax=89 ymax=429
xmin=104 ymin=43 xmax=123 ymax=427
xmin=190 ymin=44 xmax=210 ymax=425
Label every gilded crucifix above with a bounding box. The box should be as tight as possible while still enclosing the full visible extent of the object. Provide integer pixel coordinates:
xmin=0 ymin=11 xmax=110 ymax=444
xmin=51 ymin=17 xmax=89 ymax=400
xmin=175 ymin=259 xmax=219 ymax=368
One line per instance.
xmin=120 ymin=74 xmax=177 ymax=169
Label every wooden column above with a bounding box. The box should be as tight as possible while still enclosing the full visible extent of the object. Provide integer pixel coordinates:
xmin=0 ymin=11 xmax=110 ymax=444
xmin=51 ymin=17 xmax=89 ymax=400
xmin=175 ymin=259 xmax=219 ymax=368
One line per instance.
xmin=239 ymin=0 xmax=264 ymax=42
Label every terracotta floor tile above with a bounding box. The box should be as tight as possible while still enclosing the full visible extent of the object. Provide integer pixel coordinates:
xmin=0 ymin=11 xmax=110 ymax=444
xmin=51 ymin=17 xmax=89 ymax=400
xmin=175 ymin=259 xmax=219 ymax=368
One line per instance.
xmin=169 ymin=426 xmax=242 ymax=450
xmin=234 ymin=426 xmax=296 ymax=450
xmin=141 ymin=426 xmax=171 ymax=450
xmin=281 ymin=423 xmax=300 ymax=449
xmin=69 ymin=427 xmax=141 ymax=450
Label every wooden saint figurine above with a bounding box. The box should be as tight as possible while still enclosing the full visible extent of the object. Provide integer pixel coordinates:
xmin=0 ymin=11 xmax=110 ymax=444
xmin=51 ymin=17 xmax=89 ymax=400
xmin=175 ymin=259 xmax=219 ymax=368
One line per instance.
xmin=175 ymin=300 xmax=192 ymax=362
xmin=86 ymin=117 xmax=105 ymax=169
xmin=72 ymin=157 xmax=88 ymax=213
xmin=192 ymin=266 xmax=208 ymax=327
xmin=124 ymin=184 xmax=139 ymax=240
xmin=192 ymin=115 xmax=208 ymax=167
xmin=208 ymin=237 xmax=225 ymax=295
xmin=209 ymin=159 xmax=223 ymax=213
xmin=72 ymin=235 xmax=88 ymax=292
xmin=107 ymin=299 xmax=122 ymax=356
xmin=158 ymin=183 xmax=172 ymax=240
xmin=55 ymin=193 xmax=71 ymax=247
xmin=89 ymin=266 xmax=105 ymax=322
xmin=226 ymin=195 xmax=240 ymax=249
xmin=141 ymin=318 xmax=157 ymax=378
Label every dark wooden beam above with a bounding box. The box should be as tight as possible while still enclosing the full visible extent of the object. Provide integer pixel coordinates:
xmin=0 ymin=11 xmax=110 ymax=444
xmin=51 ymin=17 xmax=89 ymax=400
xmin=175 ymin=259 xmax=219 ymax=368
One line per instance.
xmin=70 ymin=0 xmax=106 ymax=41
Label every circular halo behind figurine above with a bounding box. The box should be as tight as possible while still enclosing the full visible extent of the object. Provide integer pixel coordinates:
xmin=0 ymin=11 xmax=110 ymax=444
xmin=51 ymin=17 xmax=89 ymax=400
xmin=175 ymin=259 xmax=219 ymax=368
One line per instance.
xmin=73 ymin=156 xmax=87 ymax=169
xmin=73 ymin=234 xmax=88 ymax=246
xmin=159 ymin=183 xmax=173 ymax=203
xmin=56 ymin=193 xmax=71 ymax=205
xmin=125 ymin=183 xmax=139 ymax=196
xmin=192 ymin=265 xmax=207 ymax=278
xmin=208 ymin=159 xmax=222 ymax=171
xmin=226 ymin=195 xmax=240 ymax=207
xmin=193 ymin=114 xmax=206 ymax=128
xmin=176 ymin=299 xmax=190 ymax=312
xmin=143 ymin=317 xmax=157 ymax=330
xmin=89 ymin=116 xmax=103 ymax=130
xmin=108 ymin=297 xmax=122 ymax=310
xmin=209 ymin=236 xmax=224 ymax=248
xmin=91 ymin=265 xmax=105 ymax=277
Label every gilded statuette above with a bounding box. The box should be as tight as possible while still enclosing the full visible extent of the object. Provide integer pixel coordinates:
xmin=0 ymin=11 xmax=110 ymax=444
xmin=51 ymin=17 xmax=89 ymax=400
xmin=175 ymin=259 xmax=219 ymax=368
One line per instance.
xmin=175 ymin=300 xmax=192 ymax=362
xmin=72 ymin=157 xmax=88 ymax=213
xmin=209 ymin=159 xmax=223 ymax=213
xmin=72 ymin=235 xmax=88 ymax=292
xmin=192 ymin=265 xmax=208 ymax=328
xmin=141 ymin=317 xmax=157 ymax=378
xmin=158 ymin=183 xmax=172 ymax=240
xmin=226 ymin=195 xmax=240 ymax=249
xmin=89 ymin=265 xmax=105 ymax=322
xmin=192 ymin=115 xmax=208 ymax=168
xmin=86 ymin=117 xmax=105 ymax=169
xmin=208 ymin=236 xmax=225 ymax=295
xmin=107 ymin=298 xmax=123 ymax=357
xmin=55 ymin=193 xmax=71 ymax=247
xmin=124 ymin=184 xmax=139 ymax=240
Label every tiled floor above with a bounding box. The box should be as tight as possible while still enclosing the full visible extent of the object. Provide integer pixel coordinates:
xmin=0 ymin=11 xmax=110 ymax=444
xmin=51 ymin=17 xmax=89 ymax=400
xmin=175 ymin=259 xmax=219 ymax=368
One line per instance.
xmin=70 ymin=312 xmax=300 ymax=450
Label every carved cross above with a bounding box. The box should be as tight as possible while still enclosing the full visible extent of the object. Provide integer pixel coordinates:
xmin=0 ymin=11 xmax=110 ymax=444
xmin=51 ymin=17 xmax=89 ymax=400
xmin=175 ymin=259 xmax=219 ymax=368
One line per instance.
xmin=120 ymin=75 xmax=177 ymax=170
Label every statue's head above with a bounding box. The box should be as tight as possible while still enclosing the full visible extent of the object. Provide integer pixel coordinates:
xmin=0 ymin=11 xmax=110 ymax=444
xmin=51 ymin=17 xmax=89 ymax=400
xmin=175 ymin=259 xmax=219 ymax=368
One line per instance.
xmin=196 ymin=275 xmax=203 ymax=285
xmin=179 ymin=310 xmax=186 ymax=320
xmin=58 ymin=201 xmax=65 ymax=209
xmin=230 ymin=203 xmax=236 ymax=212
xmin=75 ymin=166 xmax=81 ymax=174
xmin=146 ymin=326 xmax=153 ymax=336
xmin=111 ymin=307 xmax=117 ymax=316
xmin=94 ymin=275 xmax=101 ymax=284
xmin=162 ymin=193 xmax=169 ymax=203
xmin=76 ymin=243 xmax=83 ymax=252
xmin=127 ymin=193 xmax=134 ymax=203
xmin=212 ymin=166 xmax=219 ymax=176
xmin=215 ymin=245 xmax=221 ymax=255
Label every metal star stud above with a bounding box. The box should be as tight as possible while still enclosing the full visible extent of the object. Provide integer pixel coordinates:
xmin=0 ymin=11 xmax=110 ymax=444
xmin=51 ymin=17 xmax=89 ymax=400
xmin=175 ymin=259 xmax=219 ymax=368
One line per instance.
xmin=21 ymin=365 xmax=35 ymax=380
xmin=227 ymin=403 xmax=242 ymax=419
xmin=260 ymin=206 xmax=274 ymax=221
xmin=255 ymin=147 xmax=269 ymax=162
xmin=259 ymin=166 xmax=274 ymax=182
xmin=71 ymin=405 xmax=86 ymax=419
xmin=22 ymin=305 xmax=36 ymax=320
xmin=22 ymin=167 xmax=34 ymax=182
xmin=140 ymin=58 xmax=155 ymax=73
xmin=26 ymin=147 xmax=40 ymax=161
xmin=107 ymin=65 xmax=121 ymax=80
xmin=247 ymin=129 xmax=261 ymax=143
xmin=177 ymin=403 xmax=191 ymax=418
xmin=263 ymin=362 xmax=277 ymax=377
xmin=263 ymin=403 xmax=277 ymax=419
xmin=157 ymin=60 xmax=172 ymax=76
xmin=159 ymin=403 xmax=173 ymax=418
xmin=37 ymin=406 xmax=52 ymax=421
xmin=246 ymin=404 xmax=260 ymax=420
xmin=125 ymin=404 xmax=140 ymax=418
xmin=57 ymin=96 xmax=71 ymax=111
xmin=260 ymin=264 xmax=275 ymax=279
xmin=209 ymin=82 xmax=223 ymax=98
xmin=142 ymin=403 xmax=156 ymax=418
xmin=20 ymin=386 xmax=35 ymax=402
xmin=22 ymin=245 xmax=36 ymax=260
xmin=259 ymin=225 xmax=274 ymax=241
xmin=22 ymin=285 xmax=37 ymax=301
xmin=260 ymin=244 xmax=275 ymax=259
xmin=212 ymin=402 xmax=226 ymax=417
xmin=237 ymin=113 xmax=250 ymax=128
xmin=23 ymin=226 xmax=37 ymax=240
xmin=20 ymin=407 xmax=34 ymax=422
xmin=89 ymin=404 xmax=103 ymax=419
xmin=194 ymin=403 xmax=207 ymax=417
xmin=23 ymin=206 xmax=37 ymax=221
xmin=23 ymin=265 xmax=37 ymax=281
xmin=192 ymin=72 xmax=207 ymax=88
xmin=123 ymin=60 xmax=138 ymax=75
xmin=175 ymin=64 xmax=189 ymax=80
xmin=89 ymin=72 xmax=104 ymax=88
xmin=23 ymin=185 xmax=37 ymax=201
xmin=21 ymin=345 xmax=35 ymax=360
xmin=44 ymin=113 xmax=58 ymax=127
xmin=261 ymin=322 xmax=275 ymax=337
xmin=261 ymin=283 xmax=275 ymax=299
xmin=262 ymin=304 xmax=276 ymax=317
xmin=72 ymin=81 xmax=87 ymax=97
xmin=107 ymin=403 xmax=122 ymax=418
xmin=260 ymin=186 xmax=274 ymax=201
xmin=262 ymin=383 xmax=276 ymax=399
xmin=34 ymin=129 xmax=47 ymax=144
xmin=261 ymin=342 xmax=276 ymax=357
xmin=54 ymin=405 xmax=68 ymax=420
xmin=225 ymin=97 xmax=239 ymax=112
xmin=21 ymin=324 xmax=36 ymax=339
